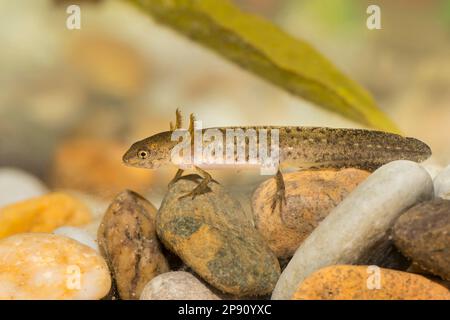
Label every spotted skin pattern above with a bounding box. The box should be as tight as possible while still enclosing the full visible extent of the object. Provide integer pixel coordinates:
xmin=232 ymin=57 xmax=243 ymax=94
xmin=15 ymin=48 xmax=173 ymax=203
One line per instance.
xmin=123 ymin=126 xmax=431 ymax=172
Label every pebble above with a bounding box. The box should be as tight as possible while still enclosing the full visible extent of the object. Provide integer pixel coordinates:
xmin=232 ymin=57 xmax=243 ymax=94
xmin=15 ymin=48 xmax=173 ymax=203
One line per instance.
xmin=0 ymin=233 xmax=111 ymax=300
xmin=98 ymin=190 xmax=169 ymax=300
xmin=271 ymin=161 xmax=433 ymax=300
xmin=0 ymin=168 xmax=48 ymax=208
xmin=393 ymin=198 xmax=450 ymax=281
xmin=81 ymin=218 xmax=103 ymax=242
xmin=292 ymin=265 xmax=450 ymax=300
xmin=63 ymin=190 xmax=109 ymax=221
xmin=157 ymin=175 xmax=281 ymax=296
xmin=63 ymin=191 xmax=109 ymax=240
xmin=0 ymin=192 xmax=92 ymax=240
xmin=140 ymin=271 xmax=220 ymax=300
xmin=252 ymin=168 xmax=370 ymax=258
xmin=51 ymin=138 xmax=154 ymax=199
xmin=434 ymin=165 xmax=450 ymax=199
xmin=421 ymin=161 xmax=443 ymax=179
xmin=53 ymin=226 xmax=99 ymax=252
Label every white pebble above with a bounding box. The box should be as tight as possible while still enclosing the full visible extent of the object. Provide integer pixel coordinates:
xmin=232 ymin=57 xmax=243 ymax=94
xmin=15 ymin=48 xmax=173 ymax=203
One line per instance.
xmin=0 ymin=168 xmax=48 ymax=207
xmin=62 ymin=190 xmax=108 ymax=221
xmin=271 ymin=160 xmax=433 ymax=300
xmin=53 ymin=226 xmax=99 ymax=252
xmin=434 ymin=164 xmax=450 ymax=200
xmin=421 ymin=159 xmax=443 ymax=179
xmin=80 ymin=218 xmax=103 ymax=241
xmin=140 ymin=271 xmax=220 ymax=300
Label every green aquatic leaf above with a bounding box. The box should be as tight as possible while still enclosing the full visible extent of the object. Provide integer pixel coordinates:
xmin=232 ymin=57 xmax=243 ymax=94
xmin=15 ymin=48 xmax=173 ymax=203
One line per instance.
xmin=128 ymin=0 xmax=400 ymax=133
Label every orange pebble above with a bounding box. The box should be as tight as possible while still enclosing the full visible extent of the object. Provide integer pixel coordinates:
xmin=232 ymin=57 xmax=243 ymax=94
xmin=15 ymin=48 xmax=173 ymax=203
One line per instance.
xmin=292 ymin=265 xmax=450 ymax=300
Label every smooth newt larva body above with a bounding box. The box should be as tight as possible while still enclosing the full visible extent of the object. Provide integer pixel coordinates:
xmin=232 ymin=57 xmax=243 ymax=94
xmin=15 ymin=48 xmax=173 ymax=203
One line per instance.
xmin=124 ymin=109 xmax=431 ymax=204
xmin=123 ymin=126 xmax=431 ymax=172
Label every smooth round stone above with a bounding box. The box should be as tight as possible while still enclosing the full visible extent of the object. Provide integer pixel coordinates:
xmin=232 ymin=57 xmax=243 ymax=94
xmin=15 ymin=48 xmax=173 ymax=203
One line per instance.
xmin=421 ymin=161 xmax=443 ymax=180
xmin=63 ymin=190 xmax=109 ymax=221
xmin=393 ymin=198 xmax=450 ymax=281
xmin=252 ymin=168 xmax=370 ymax=258
xmin=56 ymin=191 xmax=107 ymax=241
xmin=292 ymin=265 xmax=450 ymax=300
xmin=157 ymin=175 xmax=280 ymax=296
xmin=80 ymin=218 xmax=103 ymax=241
xmin=140 ymin=271 xmax=220 ymax=300
xmin=272 ymin=161 xmax=433 ymax=300
xmin=434 ymin=165 xmax=450 ymax=200
xmin=53 ymin=226 xmax=99 ymax=252
xmin=61 ymin=191 xmax=108 ymax=240
xmin=0 ymin=168 xmax=48 ymax=208
xmin=0 ymin=233 xmax=111 ymax=300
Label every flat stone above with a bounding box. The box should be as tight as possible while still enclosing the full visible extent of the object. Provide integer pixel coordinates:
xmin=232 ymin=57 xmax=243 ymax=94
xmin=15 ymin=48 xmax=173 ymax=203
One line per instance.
xmin=140 ymin=271 xmax=220 ymax=300
xmin=292 ymin=265 xmax=450 ymax=300
xmin=0 ymin=233 xmax=111 ymax=300
xmin=252 ymin=168 xmax=369 ymax=258
xmin=98 ymin=190 xmax=169 ymax=300
xmin=393 ymin=198 xmax=450 ymax=280
xmin=157 ymin=175 xmax=280 ymax=296
xmin=272 ymin=160 xmax=433 ymax=300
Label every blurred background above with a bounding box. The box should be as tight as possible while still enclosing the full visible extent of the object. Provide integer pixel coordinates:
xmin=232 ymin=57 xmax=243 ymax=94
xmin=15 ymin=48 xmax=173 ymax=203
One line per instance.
xmin=0 ymin=0 xmax=449 ymax=206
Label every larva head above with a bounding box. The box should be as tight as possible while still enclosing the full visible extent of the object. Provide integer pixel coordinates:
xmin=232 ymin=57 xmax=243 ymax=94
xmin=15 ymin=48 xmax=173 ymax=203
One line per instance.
xmin=122 ymin=131 xmax=177 ymax=169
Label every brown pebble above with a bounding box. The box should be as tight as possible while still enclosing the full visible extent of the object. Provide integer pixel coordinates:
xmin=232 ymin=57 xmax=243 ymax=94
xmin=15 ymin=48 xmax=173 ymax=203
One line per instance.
xmin=252 ymin=169 xmax=370 ymax=258
xmin=98 ymin=190 xmax=169 ymax=300
xmin=157 ymin=175 xmax=280 ymax=296
xmin=292 ymin=265 xmax=450 ymax=300
xmin=393 ymin=198 xmax=450 ymax=280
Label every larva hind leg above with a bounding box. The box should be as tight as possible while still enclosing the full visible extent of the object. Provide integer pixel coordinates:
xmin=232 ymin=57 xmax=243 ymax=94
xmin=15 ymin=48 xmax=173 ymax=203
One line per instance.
xmin=168 ymin=168 xmax=184 ymax=188
xmin=271 ymin=169 xmax=287 ymax=213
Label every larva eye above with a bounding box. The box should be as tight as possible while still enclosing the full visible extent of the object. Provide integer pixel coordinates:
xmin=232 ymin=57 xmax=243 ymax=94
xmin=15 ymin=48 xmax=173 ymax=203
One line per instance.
xmin=138 ymin=150 xmax=149 ymax=160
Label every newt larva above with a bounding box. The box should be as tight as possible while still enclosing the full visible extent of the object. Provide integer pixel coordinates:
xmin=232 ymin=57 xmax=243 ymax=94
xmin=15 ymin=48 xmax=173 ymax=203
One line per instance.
xmin=123 ymin=126 xmax=431 ymax=171
xmin=123 ymin=111 xmax=431 ymax=205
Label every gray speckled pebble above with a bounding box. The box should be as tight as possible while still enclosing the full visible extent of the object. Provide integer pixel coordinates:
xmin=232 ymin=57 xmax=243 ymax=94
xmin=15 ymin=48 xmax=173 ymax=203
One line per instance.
xmin=272 ymin=160 xmax=433 ymax=300
xmin=157 ymin=175 xmax=280 ymax=297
